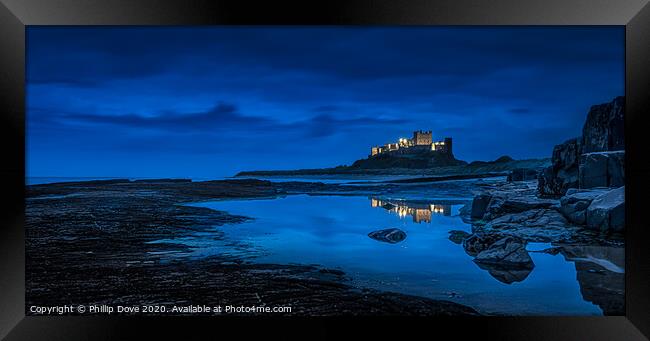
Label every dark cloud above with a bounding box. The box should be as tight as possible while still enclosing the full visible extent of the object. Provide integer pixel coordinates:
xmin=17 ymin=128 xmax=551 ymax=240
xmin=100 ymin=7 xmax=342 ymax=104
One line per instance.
xmin=47 ymin=102 xmax=405 ymax=139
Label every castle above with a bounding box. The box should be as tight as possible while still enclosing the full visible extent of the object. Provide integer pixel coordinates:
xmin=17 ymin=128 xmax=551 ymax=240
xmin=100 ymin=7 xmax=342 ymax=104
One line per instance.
xmin=370 ymin=130 xmax=453 ymax=157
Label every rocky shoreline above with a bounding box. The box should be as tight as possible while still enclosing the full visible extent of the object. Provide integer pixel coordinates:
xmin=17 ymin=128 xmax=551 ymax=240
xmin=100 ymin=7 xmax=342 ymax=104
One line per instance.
xmin=450 ymin=96 xmax=625 ymax=314
xmin=26 ymin=179 xmax=478 ymax=316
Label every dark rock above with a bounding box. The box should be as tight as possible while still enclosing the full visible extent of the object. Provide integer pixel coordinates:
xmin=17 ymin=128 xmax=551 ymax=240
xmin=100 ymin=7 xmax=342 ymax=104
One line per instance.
xmin=458 ymin=203 xmax=472 ymax=217
xmin=539 ymin=96 xmax=624 ymax=197
xmin=470 ymin=193 xmax=492 ymax=219
xmin=481 ymin=208 xmax=577 ymax=243
xmin=473 ymin=236 xmax=534 ymax=269
xmin=462 ymin=233 xmax=502 ymax=257
xmin=352 ymin=149 xmax=466 ymax=169
xmin=585 ymin=186 xmax=625 ymax=233
xmin=578 ymin=151 xmax=625 ymax=189
xmin=582 ymin=96 xmax=625 ymax=154
xmin=474 ymin=262 xmax=533 ymax=284
xmin=483 ymin=193 xmax=557 ymax=220
xmin=368 ymin=228 xmax=407 ymax=244
xmin=507 ymin=168 xmax=539 ymax=182
xmin=538 ymin=138 xmax=581 ymax=196
xmin=559 ymin=188 xmax=609 ymax=225
xmin=448 ymin=230 xmax=471 ymax=244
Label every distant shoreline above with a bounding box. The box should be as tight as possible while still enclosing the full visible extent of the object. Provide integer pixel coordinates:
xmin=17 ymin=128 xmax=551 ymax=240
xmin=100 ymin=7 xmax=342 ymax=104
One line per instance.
xmin=235 ymin=157 xmax=550 ymax=178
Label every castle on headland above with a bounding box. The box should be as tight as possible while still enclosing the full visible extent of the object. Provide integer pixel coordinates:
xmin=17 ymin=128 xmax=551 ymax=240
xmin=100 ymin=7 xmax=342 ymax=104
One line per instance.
xmin=370 ymin=130 xmax=453 ymax=157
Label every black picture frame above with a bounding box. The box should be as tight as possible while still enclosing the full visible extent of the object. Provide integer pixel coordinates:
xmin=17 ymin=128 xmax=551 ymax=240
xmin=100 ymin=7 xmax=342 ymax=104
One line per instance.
xmin=1 ymin=0 xmax=649 ymax=339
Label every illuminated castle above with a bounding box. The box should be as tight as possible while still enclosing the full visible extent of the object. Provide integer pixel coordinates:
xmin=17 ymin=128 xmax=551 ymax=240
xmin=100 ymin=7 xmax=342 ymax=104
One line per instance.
xmin=370 ymin=130 xmax=452 ymax=157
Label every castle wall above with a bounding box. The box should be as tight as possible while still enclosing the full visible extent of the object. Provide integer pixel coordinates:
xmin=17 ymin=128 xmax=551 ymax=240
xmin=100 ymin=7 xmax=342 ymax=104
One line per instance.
xmin=369 ymin=132 xmax=452 ymax=157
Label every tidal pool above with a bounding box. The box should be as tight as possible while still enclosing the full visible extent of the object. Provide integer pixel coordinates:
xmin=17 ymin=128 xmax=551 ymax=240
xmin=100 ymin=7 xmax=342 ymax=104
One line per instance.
xmin=151 ymin=194 xmax=622 ymax=315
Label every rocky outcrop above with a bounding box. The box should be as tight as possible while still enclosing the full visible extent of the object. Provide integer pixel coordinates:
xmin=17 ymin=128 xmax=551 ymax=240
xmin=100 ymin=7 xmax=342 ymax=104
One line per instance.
xmin=585 ymin=186 xmax=625 ymax=233
xmin=470 ymin=194 xmax=492 ymax=219
xmin=462 ymin=234 xmax=535 ymax=284
xmin=481 ymin=208 xmax=578 ymax=242
xmin=482 ymin=193 xmax=557 ymax=220
xmin=507 ymin=168 xmax=538 ymax=182
xmin=558 ymin=188 xmax=609 ymax=225
xmin=462 ymin=233 xmax=502 ymax=257
xmin=473 ymin=236 xmax=534 ymax=269
xmin=448 ymin=230 xmax=470 ymax=244
xmin=538 ymin=96 xmax=625 ymax=197
xmin=579 ymin=151 xmax=625 ymax=189
xmin=538 ymin=138 xmax=581 ymax=196
xmin=351 ymin=150 xmax=466 ymax=169
xmin=368 ymin=228 xmax=407 ymax=244
xmin=581 ymin=96 xmax=625 ymax=154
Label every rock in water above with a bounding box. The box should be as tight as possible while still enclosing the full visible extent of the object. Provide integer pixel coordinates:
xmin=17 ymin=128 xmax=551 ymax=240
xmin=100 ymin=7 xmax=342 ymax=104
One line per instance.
xmin=578 ymin=151 xmax=625 ymax=189
xmin=473 ymin=236 xmax=534 ymax=269
xmin=585 ymin=186 xmax=625 ymax=233
xmin=462 ymin=233 xmax=502 ymax=257
xmin=368 ymin=228 xmax=407 ymax=244
xmin=448 ymin=230 xmax=471 ymax=244
xmin=581 ymin=96 xmax=624 ymax=153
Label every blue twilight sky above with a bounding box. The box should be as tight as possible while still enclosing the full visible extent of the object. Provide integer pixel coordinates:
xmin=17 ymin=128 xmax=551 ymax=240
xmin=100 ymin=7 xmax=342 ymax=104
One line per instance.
xmin=26 ymin=27 xmax=624 ymax=178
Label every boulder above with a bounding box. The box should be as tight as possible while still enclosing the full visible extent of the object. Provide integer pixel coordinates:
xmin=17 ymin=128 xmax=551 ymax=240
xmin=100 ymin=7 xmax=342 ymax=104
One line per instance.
xmin=579 ymin=151 xmax=625 ymax=189
xmin=483 ymin=193 xmax=557 ymax=220
xmin=582 ymin=96 xmax=625 ymax=154
xmin=559 ymin=188 xmax=610 ymax=225
xmin=507 ymin=168 xmax=539 ymax=182
xmin=538 ymin=138 xmax=581 ymax=196
xmin=462 ymin=233 xmax=502 ymax=257
xmin=585 ymin=186 xmax=625 ymax=233
xmin=481 ymin=208 xmax=577 ymax=242
xmin=473 ymin=236 xmax=534 ymax=269
xmin=470 ymin=193 xmax=492 ymax=219
xmin=368 ymin=228 xmax=407 ymax=244
xmin=448 ymin=230 xmax=471 ymax=244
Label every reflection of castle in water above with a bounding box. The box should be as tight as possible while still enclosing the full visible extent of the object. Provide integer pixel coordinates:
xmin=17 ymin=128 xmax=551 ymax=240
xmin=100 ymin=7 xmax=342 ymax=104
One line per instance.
xmin=370 ymin=198 xmax=451 ymax=223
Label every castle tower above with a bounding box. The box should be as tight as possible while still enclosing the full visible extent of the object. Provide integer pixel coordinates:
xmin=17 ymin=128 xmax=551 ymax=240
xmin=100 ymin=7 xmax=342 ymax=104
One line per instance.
xmin=444 ymin=137 xmax=453 ymax=155
xmin=413 ymin=130 xmax=432 ymax=145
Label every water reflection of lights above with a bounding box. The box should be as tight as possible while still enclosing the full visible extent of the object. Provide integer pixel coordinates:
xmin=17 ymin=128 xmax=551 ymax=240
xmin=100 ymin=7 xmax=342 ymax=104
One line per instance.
xmin=370 ymin=198 xmax=451 ymax=223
